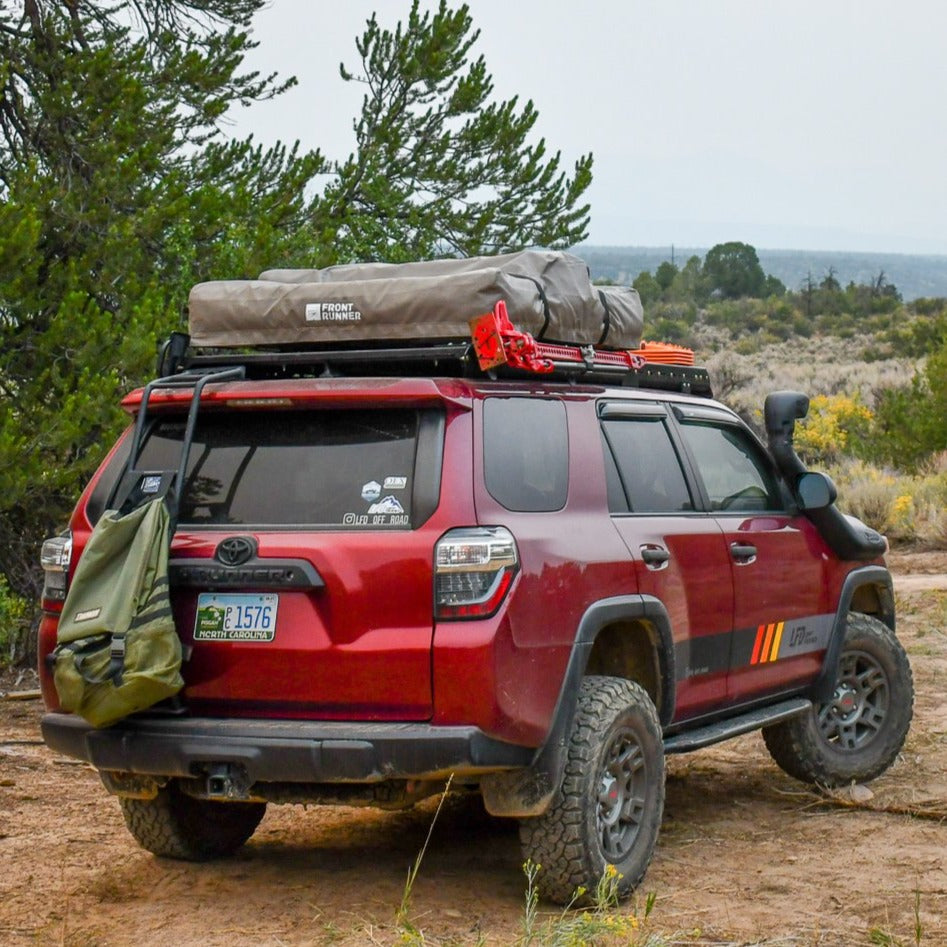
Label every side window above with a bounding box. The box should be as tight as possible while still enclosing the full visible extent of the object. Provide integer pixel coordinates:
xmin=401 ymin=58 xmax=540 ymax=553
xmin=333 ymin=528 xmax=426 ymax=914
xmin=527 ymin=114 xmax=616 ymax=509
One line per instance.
xmin=602 ymin=418 xmax=693 ymax=513
xmin=483 ymin=398 xmax=569 ymax=512
xmin=679 ymin=422 xmax=783 ymax=512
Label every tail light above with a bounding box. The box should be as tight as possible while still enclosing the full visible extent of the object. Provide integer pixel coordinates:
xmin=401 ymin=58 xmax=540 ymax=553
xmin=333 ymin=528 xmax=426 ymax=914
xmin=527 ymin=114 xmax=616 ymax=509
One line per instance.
xmin=434 ymin=527 xmax=518 ymax=620
xmin=40 ymin=533 xmax=73 ymax=602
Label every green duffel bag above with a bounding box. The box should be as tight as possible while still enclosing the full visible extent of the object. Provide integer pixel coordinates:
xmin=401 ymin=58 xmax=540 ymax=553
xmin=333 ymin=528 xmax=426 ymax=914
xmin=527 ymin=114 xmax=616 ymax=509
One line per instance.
xmin=52 ymin=496 xmax=183 ymax=728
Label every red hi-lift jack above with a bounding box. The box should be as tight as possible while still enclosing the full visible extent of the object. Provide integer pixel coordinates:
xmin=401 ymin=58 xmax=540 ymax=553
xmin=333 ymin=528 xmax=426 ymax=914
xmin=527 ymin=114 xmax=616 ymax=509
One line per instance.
xmin=469 ymin=300 xmax=698 ymax=382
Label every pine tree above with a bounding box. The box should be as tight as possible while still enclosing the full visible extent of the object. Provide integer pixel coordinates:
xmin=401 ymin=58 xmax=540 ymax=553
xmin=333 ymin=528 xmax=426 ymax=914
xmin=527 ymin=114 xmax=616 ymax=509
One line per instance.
xmin=317 ymin=1 xmax=592 ymax=262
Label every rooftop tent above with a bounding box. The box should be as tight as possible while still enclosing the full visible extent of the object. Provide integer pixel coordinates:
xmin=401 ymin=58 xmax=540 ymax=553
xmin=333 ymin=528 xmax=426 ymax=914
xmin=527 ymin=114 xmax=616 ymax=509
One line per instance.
xmin=188 ymin=250 xmax=643 ymax=350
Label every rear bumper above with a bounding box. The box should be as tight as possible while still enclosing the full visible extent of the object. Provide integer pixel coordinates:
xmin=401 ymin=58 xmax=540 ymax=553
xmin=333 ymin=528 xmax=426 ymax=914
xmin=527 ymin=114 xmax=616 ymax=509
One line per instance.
xmin=41 ymin=712 xmax=534 ymax=784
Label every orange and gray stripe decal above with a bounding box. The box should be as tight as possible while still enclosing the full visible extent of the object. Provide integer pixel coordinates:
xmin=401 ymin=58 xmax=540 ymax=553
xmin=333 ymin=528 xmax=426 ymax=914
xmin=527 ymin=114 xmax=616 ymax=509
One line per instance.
xmin=750 ymin=621 xmax=785 ymax=664
xmin=674 ymin=613 xmax=835 ymax=682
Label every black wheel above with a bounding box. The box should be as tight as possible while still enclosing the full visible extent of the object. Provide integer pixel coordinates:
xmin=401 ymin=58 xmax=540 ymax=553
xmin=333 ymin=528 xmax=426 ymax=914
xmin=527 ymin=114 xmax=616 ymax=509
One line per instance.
xmin=119 ymin=781 xmax=266 ymax=860
xmin=763 ymin=613 xmax=913 ymax=786
xmin=519 ymin=676 xmax=665 ymax=905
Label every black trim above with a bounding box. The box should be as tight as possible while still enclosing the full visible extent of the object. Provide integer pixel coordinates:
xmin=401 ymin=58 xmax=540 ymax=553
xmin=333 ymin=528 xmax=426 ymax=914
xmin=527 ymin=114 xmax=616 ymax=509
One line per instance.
xmin=663 ymin=697 xmax=811 ymax=753
xmin=598 ymin=401 xmax=668 ymax=420
xmin=804 ymin=505 xmax=888 ymax=562
xmin=169 ymin=557 xmax=325 ymax=590
xmin=809 ymin=566 xmax=895 ymax=703
xmin=186 ymin=344 xmax=473 ymax=376
xmin=41 ymin=713 xmax=533 ymax=784
xmin=480 ymin=595 xmax=675 ymax=817
xmin=412 ymin=409 xmax=446 ymax=527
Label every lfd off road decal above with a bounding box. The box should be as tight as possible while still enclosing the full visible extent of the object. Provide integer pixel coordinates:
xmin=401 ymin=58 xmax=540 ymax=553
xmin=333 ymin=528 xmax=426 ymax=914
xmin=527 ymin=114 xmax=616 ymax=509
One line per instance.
xmin=675 ymin=613 xmax=835 ymax=681
xmin=748 ymin=614 xmax=834 ymax=665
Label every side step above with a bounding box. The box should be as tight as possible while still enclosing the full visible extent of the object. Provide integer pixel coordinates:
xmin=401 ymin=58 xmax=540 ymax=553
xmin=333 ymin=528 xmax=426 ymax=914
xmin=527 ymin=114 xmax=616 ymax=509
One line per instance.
xmin=663 ymin=698 xmax=812 ymax=754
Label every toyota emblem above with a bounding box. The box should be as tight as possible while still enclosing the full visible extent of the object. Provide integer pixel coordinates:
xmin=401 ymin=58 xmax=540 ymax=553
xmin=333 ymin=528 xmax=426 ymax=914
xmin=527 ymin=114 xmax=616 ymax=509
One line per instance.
xmin=215 ymin=536 xmax=256 ymax=566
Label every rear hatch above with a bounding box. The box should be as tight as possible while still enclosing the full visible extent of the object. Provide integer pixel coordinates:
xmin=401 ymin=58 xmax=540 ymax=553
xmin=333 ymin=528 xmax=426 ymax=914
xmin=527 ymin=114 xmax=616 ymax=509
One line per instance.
xmin=114 ymin=383 xmax=450 ymax=720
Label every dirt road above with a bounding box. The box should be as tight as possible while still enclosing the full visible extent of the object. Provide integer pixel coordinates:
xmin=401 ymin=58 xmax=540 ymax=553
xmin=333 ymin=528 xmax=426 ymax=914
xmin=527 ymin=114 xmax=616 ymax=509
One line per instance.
xmin=1 ymin=553 xmax=945 ymax=946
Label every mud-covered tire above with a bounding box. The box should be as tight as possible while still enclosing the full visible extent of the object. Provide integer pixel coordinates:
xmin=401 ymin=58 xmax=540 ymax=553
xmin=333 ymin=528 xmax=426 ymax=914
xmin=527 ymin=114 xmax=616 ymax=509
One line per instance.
xmin=763 ymin=613 xmax=913 ymax=786
xmin=119 ymin=781 xmax=266 ymax=860
xmin=519 ymin=676 xmax=665 ymax=905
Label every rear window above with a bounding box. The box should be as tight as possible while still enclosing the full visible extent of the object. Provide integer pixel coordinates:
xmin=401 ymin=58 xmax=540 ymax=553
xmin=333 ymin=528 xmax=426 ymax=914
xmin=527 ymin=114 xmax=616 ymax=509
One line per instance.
xmin=134 ymin=408 xmax=440 ymax=528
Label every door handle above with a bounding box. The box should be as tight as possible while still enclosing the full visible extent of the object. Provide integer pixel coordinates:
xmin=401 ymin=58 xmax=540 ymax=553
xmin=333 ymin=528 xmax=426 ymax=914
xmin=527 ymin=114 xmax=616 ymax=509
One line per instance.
xmin=730 ymin=542 xmax=757 ymax=564
xmin=640 ymin=545 xmax=670 ymax=568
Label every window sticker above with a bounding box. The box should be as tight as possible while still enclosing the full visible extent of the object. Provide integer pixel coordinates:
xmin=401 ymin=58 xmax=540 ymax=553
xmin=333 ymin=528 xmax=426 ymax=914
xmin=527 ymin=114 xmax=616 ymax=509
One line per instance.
xmin=368 ymin=496 xmax=404 ymax=515
xmin=343 ymin=508 xmax=409 ymax=527
xmin=383 ymin=476 xmax=407 ymax=490
xmin=361 ymin=480 xmax=382 ymax=503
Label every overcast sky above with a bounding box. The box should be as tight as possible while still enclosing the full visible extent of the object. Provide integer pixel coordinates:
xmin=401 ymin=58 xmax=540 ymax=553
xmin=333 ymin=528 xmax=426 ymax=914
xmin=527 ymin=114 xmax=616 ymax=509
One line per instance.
xmin=230 ymin=0 xmax=947 ymax=254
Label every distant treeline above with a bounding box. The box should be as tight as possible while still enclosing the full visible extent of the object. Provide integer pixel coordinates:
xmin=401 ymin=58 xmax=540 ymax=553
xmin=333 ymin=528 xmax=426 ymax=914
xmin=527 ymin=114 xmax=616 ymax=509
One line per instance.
xmin=575 ymin=245 xmax=947 ymax=302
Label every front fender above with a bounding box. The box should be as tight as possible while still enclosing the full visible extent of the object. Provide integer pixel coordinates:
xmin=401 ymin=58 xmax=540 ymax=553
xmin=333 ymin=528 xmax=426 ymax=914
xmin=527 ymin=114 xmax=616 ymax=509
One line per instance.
xmin=808 ymin=566 xmax=895 ymax=703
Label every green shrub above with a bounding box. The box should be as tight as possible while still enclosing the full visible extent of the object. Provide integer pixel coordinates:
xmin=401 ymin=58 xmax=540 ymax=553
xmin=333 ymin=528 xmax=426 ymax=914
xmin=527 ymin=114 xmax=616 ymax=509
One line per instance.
xmin=829 ymin=459 xmax=947 ymax=547
xmin=0 ymin=575 xmax=30 ymax=668
xmin=870 ymin=343 xmax=947 ymax=471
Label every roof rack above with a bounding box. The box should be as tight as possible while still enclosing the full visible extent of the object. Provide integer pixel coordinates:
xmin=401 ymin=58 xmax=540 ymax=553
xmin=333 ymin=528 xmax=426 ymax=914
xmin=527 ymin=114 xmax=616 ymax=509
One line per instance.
xmin=159 ymin=300 xmax=712 ymax=397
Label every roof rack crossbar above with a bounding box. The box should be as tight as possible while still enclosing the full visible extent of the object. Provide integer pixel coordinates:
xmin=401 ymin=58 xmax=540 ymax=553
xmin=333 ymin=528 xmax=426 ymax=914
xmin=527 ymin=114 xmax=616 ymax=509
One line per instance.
xmin=184 ymin=344 xmax=471 ymax=370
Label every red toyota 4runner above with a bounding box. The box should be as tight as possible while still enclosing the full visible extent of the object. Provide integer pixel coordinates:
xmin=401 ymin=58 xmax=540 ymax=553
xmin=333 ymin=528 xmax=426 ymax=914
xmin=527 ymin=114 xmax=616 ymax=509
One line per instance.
xmin=38 ymin=339 xmax=913 ymax=904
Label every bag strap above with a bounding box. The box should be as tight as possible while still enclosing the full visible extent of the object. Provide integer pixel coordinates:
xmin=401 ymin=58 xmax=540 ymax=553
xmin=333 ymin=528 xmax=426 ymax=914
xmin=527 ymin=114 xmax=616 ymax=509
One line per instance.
xmin=57 ymin=634 xmax=127 ymax=687
xmin=597 ymin=290 xmax=613 ymax=346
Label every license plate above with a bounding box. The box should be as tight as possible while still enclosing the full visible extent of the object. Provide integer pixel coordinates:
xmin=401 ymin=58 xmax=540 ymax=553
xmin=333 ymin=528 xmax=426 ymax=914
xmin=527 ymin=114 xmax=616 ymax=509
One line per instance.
xmin=194 ymin=593 xmax=278 ymax=642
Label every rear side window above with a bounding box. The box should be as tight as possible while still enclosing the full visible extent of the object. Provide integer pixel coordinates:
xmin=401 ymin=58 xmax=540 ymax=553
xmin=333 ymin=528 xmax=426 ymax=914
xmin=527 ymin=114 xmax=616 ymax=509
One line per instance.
xmin=602 ymin=418 xmax=693 ymax=513
xmin=136 ymin=408 xmax=440 ymax=528
xmin=483 ymin=398 xmax=569 ymax=512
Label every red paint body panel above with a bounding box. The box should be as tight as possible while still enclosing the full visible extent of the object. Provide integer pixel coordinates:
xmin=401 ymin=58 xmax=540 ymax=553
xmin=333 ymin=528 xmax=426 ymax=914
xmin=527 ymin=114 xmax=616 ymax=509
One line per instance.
xmin=723 ymin=514 xmax=829 ymax=701
xmin=456 ymin=396 xmax=647 ymax=744
xmin=169 ymin=529 xmax=436 ymax=719
xmin=611 ymin=515 xmax=732 ymax=720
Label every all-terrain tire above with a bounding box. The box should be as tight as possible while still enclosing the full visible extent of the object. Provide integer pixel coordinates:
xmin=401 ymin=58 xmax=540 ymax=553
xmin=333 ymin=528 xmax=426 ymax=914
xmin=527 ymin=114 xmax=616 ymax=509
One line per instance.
xmin=519 ymin=676 xmax=665 ymax=905
xmin=762 ymin=612 xmax=913 ymax=786
xmin=119 ymin=781 xmax=266 ymax=860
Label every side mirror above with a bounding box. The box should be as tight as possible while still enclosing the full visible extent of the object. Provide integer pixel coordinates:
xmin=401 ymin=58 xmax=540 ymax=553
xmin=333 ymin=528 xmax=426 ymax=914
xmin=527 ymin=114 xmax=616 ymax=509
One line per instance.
xmin=796 ymin=471 xmax=837 ymax=510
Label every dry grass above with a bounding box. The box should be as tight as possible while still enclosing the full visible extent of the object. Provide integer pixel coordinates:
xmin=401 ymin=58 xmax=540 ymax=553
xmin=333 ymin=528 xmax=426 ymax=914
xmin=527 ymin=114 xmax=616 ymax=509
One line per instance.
xmin=829 ymin=459 xmax=947 ymax=546
xmin=703 ymin=336 xmax=919 ymax=422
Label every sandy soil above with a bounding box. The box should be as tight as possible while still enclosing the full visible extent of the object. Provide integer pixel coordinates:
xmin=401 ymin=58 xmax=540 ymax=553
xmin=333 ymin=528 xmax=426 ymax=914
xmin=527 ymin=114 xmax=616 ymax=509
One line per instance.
xmin=1 ymin=553 xmax=945 ymax=946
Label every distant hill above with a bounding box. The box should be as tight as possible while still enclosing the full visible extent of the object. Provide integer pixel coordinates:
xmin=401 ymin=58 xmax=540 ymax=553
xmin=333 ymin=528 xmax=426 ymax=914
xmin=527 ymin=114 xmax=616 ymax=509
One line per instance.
xmin=574 ymin=245 xmax=947 ymax=302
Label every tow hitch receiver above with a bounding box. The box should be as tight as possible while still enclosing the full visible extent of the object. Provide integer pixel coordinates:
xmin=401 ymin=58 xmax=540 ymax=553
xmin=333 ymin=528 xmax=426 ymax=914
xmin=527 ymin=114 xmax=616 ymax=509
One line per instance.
xmin=200 ymin=763 xmax=253 ymax=801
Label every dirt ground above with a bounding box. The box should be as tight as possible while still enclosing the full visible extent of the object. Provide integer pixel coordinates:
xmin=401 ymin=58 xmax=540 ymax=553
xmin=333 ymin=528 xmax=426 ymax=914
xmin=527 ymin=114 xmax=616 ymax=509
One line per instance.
xmin=1 ymin=552 xmax=945 ymax=946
